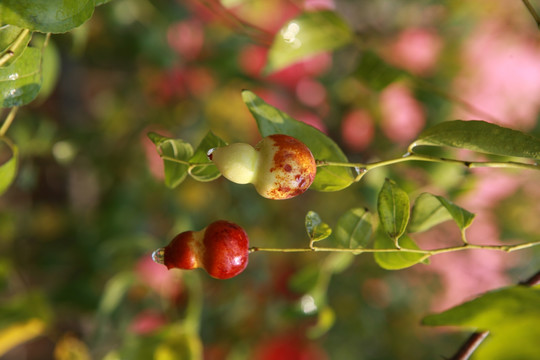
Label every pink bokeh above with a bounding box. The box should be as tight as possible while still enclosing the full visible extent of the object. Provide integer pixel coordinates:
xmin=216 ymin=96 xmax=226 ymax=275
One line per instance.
xmin=135 ymin=254 xmax=183 ymax=300
xmin=341 ymin=109 xmax=375 ymax=152
xmin=384 ymin=28 xmax=442 ymax=75
xmin=453 ymin=22 xmax=540 ymax=129
xmin=167 ymin=20 xmax=205 ymax=61
xmin=129 ymin=310 xmax=167 ymax=334
xmin=379 ymin=83 xmax=425 ymax=144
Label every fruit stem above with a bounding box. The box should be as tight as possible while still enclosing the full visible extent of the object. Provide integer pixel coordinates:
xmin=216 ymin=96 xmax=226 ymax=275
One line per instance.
xmin=249 ymin=240 xmax=540 ymax=255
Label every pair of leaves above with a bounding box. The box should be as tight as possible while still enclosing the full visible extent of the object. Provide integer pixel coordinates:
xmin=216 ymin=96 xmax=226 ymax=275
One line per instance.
xmin=374 ymin=179 xmax=475 ymax=270
xmin=147 ymin=131 xmax=226 ymax=188
xmin=423 ymin=285 xmax=540 ymax=360
xmin=305 ymin=208 xmax=372 ymax=249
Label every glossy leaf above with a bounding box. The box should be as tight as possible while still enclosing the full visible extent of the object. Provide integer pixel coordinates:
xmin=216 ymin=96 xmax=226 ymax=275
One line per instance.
xmin=374 ymin=232 xmax=428 ymax=270
xmin=409 ymin=193 xmax=453 ymax=233
xmin=409 ymin=120 xmax=540 ymax=160
xmin=242 ymin=90 xmax=354 ymax=191
xmin=333 ymin=208 xmax=372 ymax=248
xmin=422 ymin=286 xmax=540 ymax=360
xmin=188 ymin=131 xmax=227 ymax=182
xmin=266 ymin=11 xmax=352 ymax=72
xmin=355 ymin=51 xmax=407 ymax=91
xmin=0 ymin=0 xmax=95 ymax=34
xmin=0 ymin=25 xmax=32 ymax=67
xmin=0 ymin=138 xmax=18 ymax=196
xmin=305 ymin=211 xmax=332 ymax=243
xmin=377 ymin=179 xmax=410 ymax=244
xmin=0 ymin=46 xmax=42 ymax=108
xmin=147 ymin=132 xmax=194 ymax=188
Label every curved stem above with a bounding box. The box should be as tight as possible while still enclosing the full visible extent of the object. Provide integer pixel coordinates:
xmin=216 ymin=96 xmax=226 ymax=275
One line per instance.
xmin=0 ymin=107 xmax=19 ymax=137
xmin=0 ymin=29 xmax=31 ymax=67
xmin=522 ymin=0 xmax=540 ymax=28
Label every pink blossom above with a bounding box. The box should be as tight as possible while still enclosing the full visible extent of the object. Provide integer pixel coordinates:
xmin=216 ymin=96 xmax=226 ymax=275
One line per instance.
xmin=167 ymin=20 xmax=204 ymax=61
xmin=341 ymin=109 xmax=375 ymax=152
xmin=135 ymin=254 xmax=183 ymax=300
xmin=385 ymin=28 xmax=442 ymax=75
xmin=379 ymin=83 xmax=425 ymax=143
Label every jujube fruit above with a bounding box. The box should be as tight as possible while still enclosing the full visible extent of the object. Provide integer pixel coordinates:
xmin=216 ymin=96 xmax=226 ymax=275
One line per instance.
xmin=152 ymin=220 xmax=249 ymax=279
xmin=208 ymin=134 xmax=316 ymax=200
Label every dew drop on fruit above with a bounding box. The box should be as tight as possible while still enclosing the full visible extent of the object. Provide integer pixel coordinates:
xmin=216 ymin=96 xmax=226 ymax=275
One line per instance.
xmin=152 ymin=247 xmax=165 ymax=265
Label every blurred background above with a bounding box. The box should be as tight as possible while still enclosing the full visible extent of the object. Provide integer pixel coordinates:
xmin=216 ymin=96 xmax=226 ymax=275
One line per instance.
xmin=1 ymin=0 xmax=539 ymax=359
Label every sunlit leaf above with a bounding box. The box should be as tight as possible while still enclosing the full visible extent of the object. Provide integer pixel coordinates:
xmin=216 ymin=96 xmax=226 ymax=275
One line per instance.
xmin=409 ymin=120 xmax=540 ymax=160
xmin=305 ymin=211 xmax=332 ymax=243
xmin=409 ymin=193 xmax=454 ymax=233
xmin=266 ymin=11 xmax=352 ymax=72
xmin=0 ymin=138 xmax=18 ymax=196
xmin=242 ymin=90 xmax=354 ymax=191
xmin=374 ymin=231 xmax=428 ymax=270
xmin=188 ymin=131 xmax=227 ymax=182
xmin=333 ymin=208 xmax=372 ymax=248
xmin=435 ymin=195 xmax=475 ymax=231
xmin=0 ymin=318 xmax=46 ymax=357
xmin=377 ymin=179 xmax=410 ymax=245
xmin=0 ymin=46 xmax=42 ymax=108
xmin=147 ymin=132 xmax=194 ymax=188
xmin=422 ymin=286 xmax=540 ymax=360
xmin=0 ymin=25 xmax=32 ymax=67
xmin=0 ymin=0 xmax=95 ymax=34
xmin=355 ymin=51 xmax=407 ymax=91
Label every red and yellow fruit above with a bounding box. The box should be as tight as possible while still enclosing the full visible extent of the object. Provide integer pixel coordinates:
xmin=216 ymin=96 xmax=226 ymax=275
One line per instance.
xmin=208 ymin=134 xmax=316 ymax=200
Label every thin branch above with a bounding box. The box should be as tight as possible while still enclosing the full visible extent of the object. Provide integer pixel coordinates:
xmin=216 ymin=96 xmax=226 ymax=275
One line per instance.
xmin=0 ymin=29 xmax=31 ymax=67
xmin=0 ymin=107 xmax=19 ymax=137
xmin=522 ymin=0 xmax=540 ymax=28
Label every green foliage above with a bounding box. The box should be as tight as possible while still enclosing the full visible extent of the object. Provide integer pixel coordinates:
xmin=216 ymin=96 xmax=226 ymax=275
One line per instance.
xmin=373 ymin=231 xmax=429 ymax=270
xmin=410 ymin=120 xmax=540 ymax=160
xmin=0 ymin=138 xmax=17 ymax=196
xmin=305 ymin=211 xmax=332 ymax=244
xmin=0 ymin=46 xmax=42 ymax=108
xmin=148 ymin=132 xmax=194 ymax=188
xmin=355 ymin=51 xmax=408 ymax=91
xmin=0 ymin=0 xmax=95 ymax=33
xmin=266 ymin=11 xmax=352 ymax=72
xmin=242 ymin=90 xmax=355 ymax=191
xmin=377 ymin=178 xmax=410 ymax=247
xmin=188 ymin=131 xmax=227 ymax=182
xmin=409 ymin=193 xmax=475 ymax=233
xmin=423 ymin=286 xmax=540 ymax=360
xmin=332 ymin=207 xmax=372 ymax=249
xmin=0 ymin=25 xmax=32 ymax=66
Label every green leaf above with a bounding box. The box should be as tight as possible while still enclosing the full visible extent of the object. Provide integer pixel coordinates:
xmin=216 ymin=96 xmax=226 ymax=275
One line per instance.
xmin=188 ymin=131 xmax=227 ymax=182
xmin=0 ymin=138 xmax=18 ymax=196
xmin=305 ymin=211 xmax=332 ymax=243
xmin=0 ymin=0 xmax=95 ymax=34
xmin=0 ymin=46 xmax=42 ymax=108
xmin=307 ymin=306 xmax=335 ymax=339
xmin=148 ymin=132 xmax=194 ymax=188
xmin=355 ymin=51 xmax=407 ymax=91
xmin=374 ymin=231 xmax=428 ymax=270
xmin=242 ymin=90 xmax=354 ymax=191
xmin=409 ymin=193 xmax=454 ymax=233
xmin=0 ymin=25 xmax=32 ymax=67
xmin=266 ymin=10 xmax=352 ymax=72
xmin=333 ymin=208 xmax=372 ymax=249
xmin=377 ymin=179 xmax=410 ymax=245
xmin=435 ymin=195 xmax=475 ymax=231
xmin=35 ymin=36 xmax=60 ymax=102
xmin=422 ymin=286 xmax=540 ymax=360
xmin=409 ymin=120 xmax=540 ymax=160
xmin=97 ymin=272 xmax=135 ymax=318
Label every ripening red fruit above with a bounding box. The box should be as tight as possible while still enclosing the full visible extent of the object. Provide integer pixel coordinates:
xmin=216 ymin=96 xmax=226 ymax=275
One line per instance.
xmin=208 ymin=134 xmax=317 ymax=200
xmin=152 ymin=220 xmax=249 ymax=279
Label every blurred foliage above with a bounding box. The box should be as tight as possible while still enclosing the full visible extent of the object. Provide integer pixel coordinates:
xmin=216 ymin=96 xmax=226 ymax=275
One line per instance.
xmin=1 ymin=0 xmax=540 ymax=359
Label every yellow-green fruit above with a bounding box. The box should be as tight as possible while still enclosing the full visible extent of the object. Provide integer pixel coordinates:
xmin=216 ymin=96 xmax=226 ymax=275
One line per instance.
xmin=209 ymin=134 xmax=316 ymax=200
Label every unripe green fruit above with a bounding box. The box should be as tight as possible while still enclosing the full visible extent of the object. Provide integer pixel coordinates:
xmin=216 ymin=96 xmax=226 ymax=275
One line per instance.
xmin=208 ymin=134 xmax=316 ymax=200
xmin=152 ymin=220 xmax=249 ymax=279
